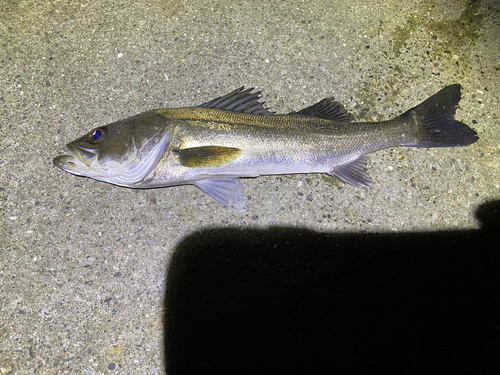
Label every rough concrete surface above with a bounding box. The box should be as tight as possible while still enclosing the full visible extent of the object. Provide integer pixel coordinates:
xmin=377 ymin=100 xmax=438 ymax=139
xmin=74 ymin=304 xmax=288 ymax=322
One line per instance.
xmin=1 ymin=0 xmax=499 ymax=373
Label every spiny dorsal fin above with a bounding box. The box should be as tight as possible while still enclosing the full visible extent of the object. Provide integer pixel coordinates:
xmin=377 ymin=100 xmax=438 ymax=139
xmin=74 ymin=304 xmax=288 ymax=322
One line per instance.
xmin=173 ymin=146 xmax=242 ymax=168
xmin=199 ymin=87 xmax=274 ymax=116
xmin=291 ymin=98 xmax=352 ymax=122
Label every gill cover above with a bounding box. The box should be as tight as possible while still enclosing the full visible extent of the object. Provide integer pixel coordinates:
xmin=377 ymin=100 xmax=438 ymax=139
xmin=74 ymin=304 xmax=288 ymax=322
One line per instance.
xmin=54 ymin=111 xmax=174 ymax=186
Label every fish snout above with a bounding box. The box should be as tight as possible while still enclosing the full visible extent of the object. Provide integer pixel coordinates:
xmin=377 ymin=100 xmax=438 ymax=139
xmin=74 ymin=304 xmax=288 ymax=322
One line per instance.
xmin=53 ymin=143 xmax=99 ymax=174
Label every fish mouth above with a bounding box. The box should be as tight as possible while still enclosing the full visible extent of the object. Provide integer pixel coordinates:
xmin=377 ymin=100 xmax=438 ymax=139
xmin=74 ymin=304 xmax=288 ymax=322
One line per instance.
xmin=53 ymin=143 xmax=96 ymax=174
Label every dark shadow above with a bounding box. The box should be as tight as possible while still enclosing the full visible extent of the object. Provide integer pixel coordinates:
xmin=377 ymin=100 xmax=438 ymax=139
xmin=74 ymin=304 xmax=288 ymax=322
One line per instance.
xmin=164 ymin=201 xmax=500 ymax=374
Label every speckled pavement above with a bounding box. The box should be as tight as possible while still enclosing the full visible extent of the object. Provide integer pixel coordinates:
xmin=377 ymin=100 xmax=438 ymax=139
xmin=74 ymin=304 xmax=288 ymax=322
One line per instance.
xmin=1 ymin=0 xmax=499 ymax=373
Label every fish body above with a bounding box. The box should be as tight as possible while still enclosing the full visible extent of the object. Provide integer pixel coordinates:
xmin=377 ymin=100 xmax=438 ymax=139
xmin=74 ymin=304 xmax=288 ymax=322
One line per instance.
xmin=53 ymin=85 xmax=478 ymax=213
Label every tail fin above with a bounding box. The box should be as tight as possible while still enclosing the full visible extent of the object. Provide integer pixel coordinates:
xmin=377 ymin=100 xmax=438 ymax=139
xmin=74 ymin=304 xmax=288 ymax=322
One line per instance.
xmin=402 ymin=84 xmax=478 ymax=148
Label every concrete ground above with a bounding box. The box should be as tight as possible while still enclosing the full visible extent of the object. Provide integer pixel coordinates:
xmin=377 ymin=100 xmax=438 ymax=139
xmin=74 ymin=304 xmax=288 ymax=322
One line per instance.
xmin=1 ymin=0 xmax=499 ymax=373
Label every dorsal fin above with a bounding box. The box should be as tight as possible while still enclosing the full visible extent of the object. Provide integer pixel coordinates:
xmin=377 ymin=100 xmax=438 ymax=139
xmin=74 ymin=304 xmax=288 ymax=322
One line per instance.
xmin=291 ymin=98 xmax=352 ymax=122
xmin=199 ymin=87 xmax=274 ymax=116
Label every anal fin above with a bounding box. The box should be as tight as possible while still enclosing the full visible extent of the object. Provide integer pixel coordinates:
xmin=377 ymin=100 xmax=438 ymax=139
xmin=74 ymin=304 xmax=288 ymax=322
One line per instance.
xmin=328 ymin=155 xmax=372 ymax=187
xmin=193 ymin=178 xmax=247 ymax=214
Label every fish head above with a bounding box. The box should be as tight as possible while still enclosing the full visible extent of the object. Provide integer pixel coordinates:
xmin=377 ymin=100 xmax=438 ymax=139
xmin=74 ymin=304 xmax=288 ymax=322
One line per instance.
xmin=53 ymin=111 xmax=174 ymax=186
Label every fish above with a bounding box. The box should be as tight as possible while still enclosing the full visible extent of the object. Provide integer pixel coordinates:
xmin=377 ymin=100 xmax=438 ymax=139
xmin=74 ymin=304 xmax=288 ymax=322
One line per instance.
xmin=53 ymin=84 xmax=478 ymax=213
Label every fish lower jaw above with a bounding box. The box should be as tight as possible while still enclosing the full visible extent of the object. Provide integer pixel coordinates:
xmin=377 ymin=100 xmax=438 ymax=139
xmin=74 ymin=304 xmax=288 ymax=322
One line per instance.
xmin=53 ymin=155 xmax=91 ymax=174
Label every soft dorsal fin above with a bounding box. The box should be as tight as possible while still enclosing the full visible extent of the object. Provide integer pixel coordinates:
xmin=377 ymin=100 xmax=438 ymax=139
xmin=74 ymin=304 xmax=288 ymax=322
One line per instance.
xmin=199 ymin=87 xmax=274 ymax=116
xmin=292 ymin=98 xmax=352 ymax=122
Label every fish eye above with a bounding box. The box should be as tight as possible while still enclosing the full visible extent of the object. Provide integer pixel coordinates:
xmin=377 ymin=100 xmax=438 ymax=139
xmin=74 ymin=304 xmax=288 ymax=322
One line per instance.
xmin=89 ymin=128 xmax=106 ymax=143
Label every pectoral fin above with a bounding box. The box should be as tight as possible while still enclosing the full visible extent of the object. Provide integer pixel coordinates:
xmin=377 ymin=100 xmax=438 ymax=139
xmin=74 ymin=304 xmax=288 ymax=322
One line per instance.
xmin=328 ymin=155 xmax=372 ymax=187
xmin=174 ymin=146 xmax=242 ymax=168
xmin=193 ymin=178 xmax=247 ymax=214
